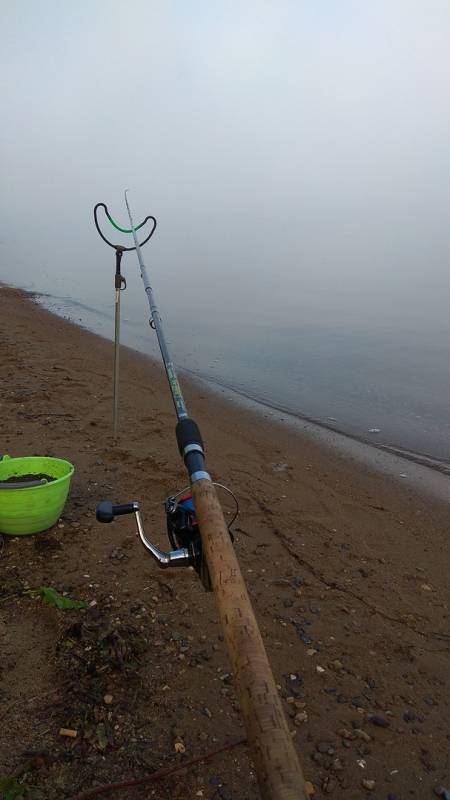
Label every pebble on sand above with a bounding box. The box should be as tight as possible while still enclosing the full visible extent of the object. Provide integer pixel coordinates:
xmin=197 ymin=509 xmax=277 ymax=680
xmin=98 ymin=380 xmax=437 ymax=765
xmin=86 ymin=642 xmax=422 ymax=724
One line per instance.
xmin=368 ymin=714 xmax=390 ymax=728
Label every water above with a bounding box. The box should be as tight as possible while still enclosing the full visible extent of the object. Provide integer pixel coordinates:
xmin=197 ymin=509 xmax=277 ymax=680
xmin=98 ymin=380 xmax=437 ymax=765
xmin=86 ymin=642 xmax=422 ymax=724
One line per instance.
xmin=2 ymin=2 xmax=450 ymax=478
xmin=31 ymin=277 xmax=450 ymax=473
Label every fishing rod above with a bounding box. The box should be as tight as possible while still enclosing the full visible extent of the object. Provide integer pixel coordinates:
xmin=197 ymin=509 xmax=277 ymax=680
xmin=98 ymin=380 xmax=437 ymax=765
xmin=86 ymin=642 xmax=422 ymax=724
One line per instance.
xmin=94 ymin=193 xmax=307 ymax=800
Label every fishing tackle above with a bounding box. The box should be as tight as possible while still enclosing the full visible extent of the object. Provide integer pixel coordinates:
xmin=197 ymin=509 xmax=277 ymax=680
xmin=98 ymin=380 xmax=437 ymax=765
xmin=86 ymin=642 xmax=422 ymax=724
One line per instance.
xmin=92 ymin=192 xmax=307 ymax=800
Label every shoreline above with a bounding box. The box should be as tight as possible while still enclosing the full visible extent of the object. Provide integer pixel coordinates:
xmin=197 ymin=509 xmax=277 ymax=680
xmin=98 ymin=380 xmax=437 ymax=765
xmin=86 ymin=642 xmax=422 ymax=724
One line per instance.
xmin=1 ymin=284 xmax=449 ymax=797
xmin=33 ymin=286 xmax=450 ymax=502
xmin=182 ymin=367 xmax=450 ymax=504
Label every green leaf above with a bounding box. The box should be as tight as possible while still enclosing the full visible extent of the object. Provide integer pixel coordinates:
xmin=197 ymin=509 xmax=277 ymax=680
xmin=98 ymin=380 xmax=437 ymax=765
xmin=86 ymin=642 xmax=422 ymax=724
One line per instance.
xmin=38 ymin=586 xmax=87 ymax=610
xmin=0 ymin=776 xmax=25 ymax=799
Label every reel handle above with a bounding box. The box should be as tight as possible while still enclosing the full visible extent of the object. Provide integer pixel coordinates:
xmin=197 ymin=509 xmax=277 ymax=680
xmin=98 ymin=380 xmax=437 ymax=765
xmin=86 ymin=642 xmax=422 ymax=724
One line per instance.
xmin=96 ymin=501 xmax=138 ymax=523
xmin=95 ymin=500 xmax=191 ymax=569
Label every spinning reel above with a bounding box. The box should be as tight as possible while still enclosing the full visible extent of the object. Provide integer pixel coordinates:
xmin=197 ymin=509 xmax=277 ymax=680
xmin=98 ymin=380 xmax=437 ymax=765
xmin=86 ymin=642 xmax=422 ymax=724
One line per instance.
xmin=96 ymin=484 xmax=237 ymax=592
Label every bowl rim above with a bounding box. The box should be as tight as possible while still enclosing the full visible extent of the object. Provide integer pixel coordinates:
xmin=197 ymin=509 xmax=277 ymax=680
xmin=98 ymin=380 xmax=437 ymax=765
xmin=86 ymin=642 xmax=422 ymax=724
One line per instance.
xmin=0 ymin=456 xmax=75 ymax=490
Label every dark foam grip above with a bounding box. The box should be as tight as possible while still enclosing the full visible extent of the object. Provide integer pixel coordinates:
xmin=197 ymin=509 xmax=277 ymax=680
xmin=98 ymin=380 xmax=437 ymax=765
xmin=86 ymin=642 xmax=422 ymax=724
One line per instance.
xmin=175 ymin=418 xmax=204 ymax=455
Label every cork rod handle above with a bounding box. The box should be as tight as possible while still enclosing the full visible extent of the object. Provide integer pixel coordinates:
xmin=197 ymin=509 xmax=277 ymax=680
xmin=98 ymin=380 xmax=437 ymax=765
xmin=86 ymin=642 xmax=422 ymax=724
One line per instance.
xmin=191 ymin=479 xmax=307 ymax=800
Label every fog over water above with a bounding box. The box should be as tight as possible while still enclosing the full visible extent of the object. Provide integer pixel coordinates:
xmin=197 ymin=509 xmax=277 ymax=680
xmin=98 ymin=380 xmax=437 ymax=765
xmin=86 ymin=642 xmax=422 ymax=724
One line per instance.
xmin=2 ymin=3 xmax=450 ymax=463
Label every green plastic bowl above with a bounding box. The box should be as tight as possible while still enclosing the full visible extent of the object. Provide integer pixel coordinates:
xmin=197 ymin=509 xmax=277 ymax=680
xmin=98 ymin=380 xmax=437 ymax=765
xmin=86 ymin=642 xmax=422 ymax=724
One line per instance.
xmin=0 ymin=455 xmax=75 ymax=535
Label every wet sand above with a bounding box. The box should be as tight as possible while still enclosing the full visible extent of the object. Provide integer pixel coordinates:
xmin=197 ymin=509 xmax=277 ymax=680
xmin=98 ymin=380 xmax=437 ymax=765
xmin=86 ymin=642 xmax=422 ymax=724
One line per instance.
xmin=0 ymin=285 xmax=449 ymax=798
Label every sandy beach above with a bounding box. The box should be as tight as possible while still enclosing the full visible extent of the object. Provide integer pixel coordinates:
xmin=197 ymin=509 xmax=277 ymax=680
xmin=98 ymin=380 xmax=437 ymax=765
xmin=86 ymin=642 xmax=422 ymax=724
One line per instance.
xmin=0 ymin=285 xmax=449 ymax=799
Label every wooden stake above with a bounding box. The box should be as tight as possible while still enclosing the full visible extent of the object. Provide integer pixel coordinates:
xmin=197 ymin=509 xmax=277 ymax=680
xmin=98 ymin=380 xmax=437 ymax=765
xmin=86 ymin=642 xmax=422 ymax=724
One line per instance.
xmin=191 ymin=479 xmax=307 ymax=800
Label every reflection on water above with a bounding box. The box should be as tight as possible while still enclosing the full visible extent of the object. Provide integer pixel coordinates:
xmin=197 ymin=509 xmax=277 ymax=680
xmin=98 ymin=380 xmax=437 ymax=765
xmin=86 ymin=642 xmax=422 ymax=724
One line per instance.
xmin=36 ymin=286 xmax=450 ymax=470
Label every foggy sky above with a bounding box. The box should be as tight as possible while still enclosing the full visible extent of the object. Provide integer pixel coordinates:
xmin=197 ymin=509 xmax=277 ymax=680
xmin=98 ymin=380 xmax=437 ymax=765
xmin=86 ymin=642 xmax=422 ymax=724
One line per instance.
xmin=2 ymin=1 xmax=450 ymax=328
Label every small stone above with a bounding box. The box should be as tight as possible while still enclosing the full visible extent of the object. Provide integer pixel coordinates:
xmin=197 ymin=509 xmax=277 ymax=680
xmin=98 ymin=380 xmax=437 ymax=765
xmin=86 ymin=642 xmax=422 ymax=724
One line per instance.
xmin=306 ymin=648 xmax=318 ymax=657
xmin=331 ymin=659 xmax=343 ymax=671
xmin=286 ymin=672 xmax=303 ymax=692
xmin=294 ymin=711 xmax=308 ymax=725
xmin=304 ymin=781 xmax=315 ymax=796
xmin=361 ymin=779 xmax=376 ymax=791
xmin=103 ymin=694 xmax=113 ymax=705
xmin=322 ymin=776 xmax=337 ymax=793
xmin=354 ymin=728 xmax=371 ymax=742
xmin=368 ymin=714 xmax=390 ymax=728
xmin=359 ymin=568 xmax=369 ymax=578
xmin=317 ymin=742 xmax=334 ymax=754
xmin=316 ymin=666 xmax=325 ymax=674
xmin=202 ymin=707 xmax=212 ymax=718
xmin=174 ymin=740 xmax=186 ymax=753
xmin=272 ymin=462 xmax=289 ymax=472
xmin=198 ymin=732 xmax=208 ymax=742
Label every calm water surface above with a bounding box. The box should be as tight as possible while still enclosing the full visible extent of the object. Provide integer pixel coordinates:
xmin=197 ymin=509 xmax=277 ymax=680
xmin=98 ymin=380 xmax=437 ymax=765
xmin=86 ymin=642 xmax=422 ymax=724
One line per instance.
xmin=30 ymin=273 xmax=450 ymax=471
